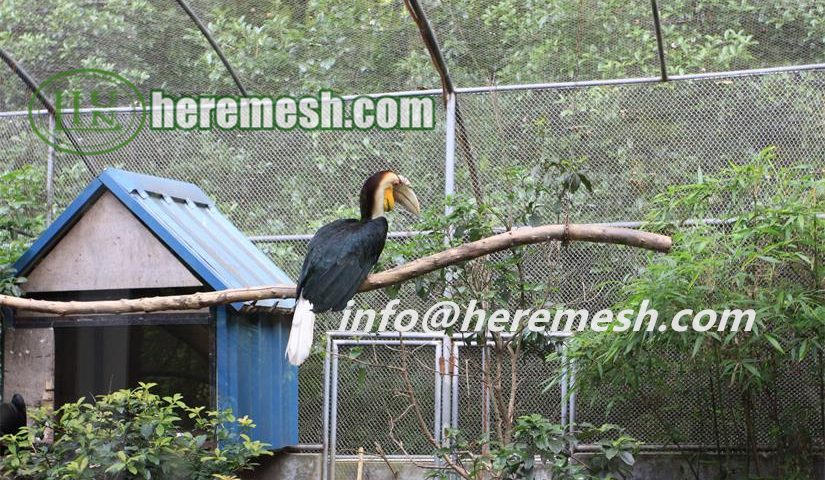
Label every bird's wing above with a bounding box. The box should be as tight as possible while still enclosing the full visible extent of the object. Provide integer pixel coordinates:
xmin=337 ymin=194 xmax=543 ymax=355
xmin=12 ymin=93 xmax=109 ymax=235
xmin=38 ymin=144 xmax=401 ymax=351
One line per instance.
xmin=0 ymin=403 xmax=20 ymax=435
xmin=298 ymin=218 xmax=388 ymax=312
xmin=0 ymin=404 xmax=11 ymax=431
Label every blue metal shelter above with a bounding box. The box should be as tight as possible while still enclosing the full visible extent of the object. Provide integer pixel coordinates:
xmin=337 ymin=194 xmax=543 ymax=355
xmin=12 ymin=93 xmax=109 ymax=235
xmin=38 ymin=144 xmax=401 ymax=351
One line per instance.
xmin=13 ymin=168 xmax=298 ymax=449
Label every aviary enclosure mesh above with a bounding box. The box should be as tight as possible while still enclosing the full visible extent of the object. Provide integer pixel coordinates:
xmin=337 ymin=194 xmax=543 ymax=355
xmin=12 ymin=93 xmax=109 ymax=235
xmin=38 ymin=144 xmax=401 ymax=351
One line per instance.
xmin=0 ymin=0 xmax=823 ymax=456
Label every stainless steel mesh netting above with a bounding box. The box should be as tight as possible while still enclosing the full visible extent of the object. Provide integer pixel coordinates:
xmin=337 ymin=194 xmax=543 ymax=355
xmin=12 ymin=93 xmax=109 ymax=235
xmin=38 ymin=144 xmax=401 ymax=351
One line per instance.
xmin=1 ymin=0 xmax=824 ymax=458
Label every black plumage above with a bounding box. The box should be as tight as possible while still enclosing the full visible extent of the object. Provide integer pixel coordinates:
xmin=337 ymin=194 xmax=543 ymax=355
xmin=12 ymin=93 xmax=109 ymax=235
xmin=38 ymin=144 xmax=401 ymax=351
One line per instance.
xmin=297 ymin=217 xmax=388 ymax=312
xmin=286 ymin=170 xmax=419 ymax=365
xmin=0 ymin=394 xmax=26 ymax=436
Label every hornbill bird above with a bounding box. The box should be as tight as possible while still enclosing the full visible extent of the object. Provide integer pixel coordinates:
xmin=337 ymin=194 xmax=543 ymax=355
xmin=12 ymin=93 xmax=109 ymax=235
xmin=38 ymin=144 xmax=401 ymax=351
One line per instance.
xmin=286 ymin=170 xmax=420 ymax=365
xmin=0 ymin=393 xmax=27 ymax=436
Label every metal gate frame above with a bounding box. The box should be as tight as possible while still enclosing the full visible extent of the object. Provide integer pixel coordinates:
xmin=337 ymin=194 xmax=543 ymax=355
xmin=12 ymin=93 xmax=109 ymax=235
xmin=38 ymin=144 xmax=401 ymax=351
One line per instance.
xmin=321 ymin=331 xmax=573 ymax=479
xmin=322 ymin=332 xmax=445 ymax=480
xmin=452 ymin=333 xmax=575 ymax=437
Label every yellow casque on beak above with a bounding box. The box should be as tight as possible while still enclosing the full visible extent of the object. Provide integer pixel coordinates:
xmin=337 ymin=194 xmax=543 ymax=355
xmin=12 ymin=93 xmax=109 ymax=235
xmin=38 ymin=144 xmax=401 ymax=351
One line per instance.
xmin=392 ymin=175 xmax=420 ymax=215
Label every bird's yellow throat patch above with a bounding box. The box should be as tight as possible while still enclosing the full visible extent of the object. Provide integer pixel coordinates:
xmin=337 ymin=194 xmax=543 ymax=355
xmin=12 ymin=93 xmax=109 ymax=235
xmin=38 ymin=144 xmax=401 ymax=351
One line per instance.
xmin=383 ymin=187 xmax=395 ymax=211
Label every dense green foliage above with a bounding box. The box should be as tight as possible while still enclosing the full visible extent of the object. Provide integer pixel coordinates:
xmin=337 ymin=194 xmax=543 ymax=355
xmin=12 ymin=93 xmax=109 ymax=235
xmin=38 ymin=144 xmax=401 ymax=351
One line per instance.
xmin=567 ymin=148 xmax=824 ymax=477
xmin=0 ymin=383 xmax=272 ymax=480
xmin=0 ymin=165 xmax=45 ymax=295
xmin=3 ymin=1 xmax=825 ymax=243
xmin=2 ymin=0 xmax=825 ymax=104
xmin=372 ymin=148 xmax=823 ymax=477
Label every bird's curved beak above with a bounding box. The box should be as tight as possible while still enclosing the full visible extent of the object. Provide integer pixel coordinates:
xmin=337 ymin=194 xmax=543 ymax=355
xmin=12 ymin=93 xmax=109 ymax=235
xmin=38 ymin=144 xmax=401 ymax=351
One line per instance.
xmin=393 ymin=176 xmax=421 ymax=216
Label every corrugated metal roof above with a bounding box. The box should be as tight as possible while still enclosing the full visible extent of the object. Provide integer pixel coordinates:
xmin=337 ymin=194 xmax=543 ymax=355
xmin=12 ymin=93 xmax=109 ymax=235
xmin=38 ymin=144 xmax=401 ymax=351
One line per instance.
xmin=15 ymin=168 xmax=295 ymax=310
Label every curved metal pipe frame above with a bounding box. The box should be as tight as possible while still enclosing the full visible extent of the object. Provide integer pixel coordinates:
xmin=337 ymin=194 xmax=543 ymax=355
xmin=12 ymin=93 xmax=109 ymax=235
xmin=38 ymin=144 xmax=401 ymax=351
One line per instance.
xmin=171 ymin=0 xmax=249 ymax=96
xmin=0 ymin=48 xmax=95 ymax=173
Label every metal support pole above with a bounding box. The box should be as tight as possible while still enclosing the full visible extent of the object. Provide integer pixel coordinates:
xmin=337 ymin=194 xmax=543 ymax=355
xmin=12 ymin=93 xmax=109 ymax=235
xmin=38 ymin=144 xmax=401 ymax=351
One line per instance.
xmin=442 ymin=94 xmax=458 ymax=463
xmin=430 ymin=341 xmax=445 ymax=470
xmin=481 ymin=345 xmax=491 ymax=456
xmin=451 ymin=340 xmax=459 ymax=432
xmin=569 ymin=358 xmax=577 ymax=434
xmin=328 ymin=343 xmax=340 ymax=480
xmin=650 ymin=0 xmax=669 ymax=81
xmin=45 ymin=114 xmax=56 ymax=224
xmin=560 ymin=342 xmax=568 ymax=429
xmin=321 ymin=335 xmax=332 ymax=480
xmin=439 ymin=336 xmax=452 ymax=445
xmin=444 ymin=92 xmax=457 ymax=215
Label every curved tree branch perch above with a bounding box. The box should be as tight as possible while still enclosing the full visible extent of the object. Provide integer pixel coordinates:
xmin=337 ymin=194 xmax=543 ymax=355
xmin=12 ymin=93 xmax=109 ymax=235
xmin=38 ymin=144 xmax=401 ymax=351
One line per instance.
xmin=0 ymin=223 xmax=670 ymax=316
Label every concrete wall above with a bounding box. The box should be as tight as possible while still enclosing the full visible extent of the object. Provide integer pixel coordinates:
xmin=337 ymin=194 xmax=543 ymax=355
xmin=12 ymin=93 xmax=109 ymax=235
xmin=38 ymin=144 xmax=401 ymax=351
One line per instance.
xmin=2 ymin=326 xmax=54 ymax=412
xmin=248 ymin=452 xmax=825 ymax=480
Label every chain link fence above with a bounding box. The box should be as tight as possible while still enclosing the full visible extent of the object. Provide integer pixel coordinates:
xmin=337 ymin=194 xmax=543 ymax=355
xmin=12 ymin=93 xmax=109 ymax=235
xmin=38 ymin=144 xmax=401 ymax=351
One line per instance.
xmin=1 ymin=0 xmax=825 ymax=467
xmin=0 ymin=67 xmax=823 ymax=456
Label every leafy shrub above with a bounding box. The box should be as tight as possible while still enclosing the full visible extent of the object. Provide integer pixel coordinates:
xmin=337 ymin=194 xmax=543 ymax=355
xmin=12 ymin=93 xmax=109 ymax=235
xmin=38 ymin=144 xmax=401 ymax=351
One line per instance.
xmin=0 ymin=165 xmax=46 ymax=295
xmin=437 ymin=416 xmax=640 ymax=480
xmin=568 ymin=147 xmax=824 ymax=476
xmin=0 ymin=383 xmax=272 ymax=480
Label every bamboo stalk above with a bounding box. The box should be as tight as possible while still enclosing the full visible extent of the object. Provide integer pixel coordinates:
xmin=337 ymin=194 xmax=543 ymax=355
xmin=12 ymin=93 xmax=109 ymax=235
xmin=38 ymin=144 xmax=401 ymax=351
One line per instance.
xmin=0 ymin=223 xmax=671 ymax=315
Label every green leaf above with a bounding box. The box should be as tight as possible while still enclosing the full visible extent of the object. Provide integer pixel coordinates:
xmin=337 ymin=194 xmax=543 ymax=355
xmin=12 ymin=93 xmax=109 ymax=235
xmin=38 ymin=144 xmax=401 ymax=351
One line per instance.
xmin=579 ymin=173 xmax=593 ymax=193
xmin=742 ymin=362 xmax=762 ymax=380
xmin=798 ymin=339 xmax=809 ymax=361
xmin=691 ymin=336 xmax=704 ymax=357
xmin=604 ymin=447 xmax=618 ymax=459
xmin=764 ymin=334 xmax=785 ymax=354
xmin=105 ymin=462 xmax=126 ymax=474
xmin=618 ymin=450 xmax=635 ymax=465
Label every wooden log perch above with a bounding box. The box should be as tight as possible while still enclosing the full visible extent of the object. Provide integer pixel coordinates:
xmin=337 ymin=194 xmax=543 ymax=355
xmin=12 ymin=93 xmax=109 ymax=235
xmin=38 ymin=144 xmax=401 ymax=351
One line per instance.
xmin=0 ymin=223 xmax=671 ymax=316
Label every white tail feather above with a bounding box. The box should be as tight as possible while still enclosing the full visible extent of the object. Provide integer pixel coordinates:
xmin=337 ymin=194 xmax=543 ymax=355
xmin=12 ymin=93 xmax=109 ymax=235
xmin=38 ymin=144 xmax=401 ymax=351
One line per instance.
xmin=286 ymin=295 xmax=316 ymax=366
